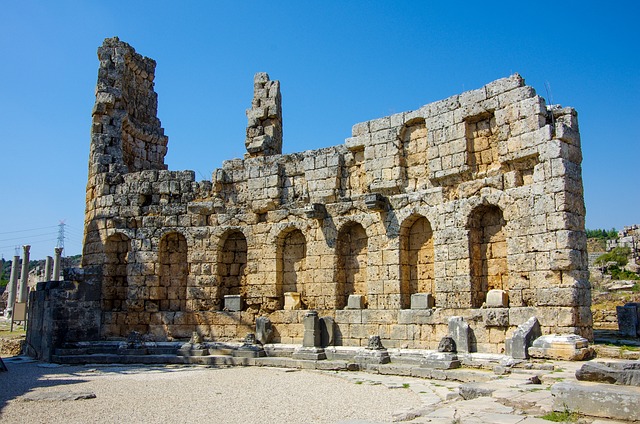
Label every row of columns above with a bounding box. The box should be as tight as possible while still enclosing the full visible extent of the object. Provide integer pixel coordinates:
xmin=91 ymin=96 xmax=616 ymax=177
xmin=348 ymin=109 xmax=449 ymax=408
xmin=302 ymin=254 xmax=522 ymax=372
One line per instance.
xmin=3 ymin=246 xmax=63 ymax=318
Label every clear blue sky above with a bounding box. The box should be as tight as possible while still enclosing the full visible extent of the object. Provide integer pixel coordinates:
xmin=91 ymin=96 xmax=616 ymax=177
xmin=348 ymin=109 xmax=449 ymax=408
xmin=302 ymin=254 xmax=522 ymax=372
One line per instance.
xmin=1 ymin=1 xmax=638 ymax=260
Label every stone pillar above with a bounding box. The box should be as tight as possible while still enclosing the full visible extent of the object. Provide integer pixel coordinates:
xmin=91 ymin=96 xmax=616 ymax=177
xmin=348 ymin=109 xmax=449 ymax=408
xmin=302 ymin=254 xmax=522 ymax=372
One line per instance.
xmin=44 ymin=256 xmax=53 ymax=282
xmin=292 ymin=311 xmax=326 ymax=360
xmin=53 ymin=247 xmax=63 ymax=281
xmin=17 ymin=245 xmax=30 ymax=303
xmin=4 ymin=256 xmax=19 ymax=317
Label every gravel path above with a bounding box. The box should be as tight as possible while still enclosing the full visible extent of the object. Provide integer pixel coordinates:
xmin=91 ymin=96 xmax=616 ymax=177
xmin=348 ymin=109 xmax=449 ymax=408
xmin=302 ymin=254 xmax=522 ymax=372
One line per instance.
xmin=0 ymin=360 xmax=421 ymax=423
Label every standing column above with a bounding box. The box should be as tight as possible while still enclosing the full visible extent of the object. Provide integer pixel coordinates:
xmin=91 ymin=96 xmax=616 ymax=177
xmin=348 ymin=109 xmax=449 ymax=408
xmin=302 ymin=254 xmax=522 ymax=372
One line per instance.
xmin=44 ymin=256 xmax=53 ymax=281
xmin=17 ymin=245 xmax=30 ymax=303
xmin=5 ymin=255 xmax=19 ymax=317
xmin=53 ymin=247 xmax=63 ymax=281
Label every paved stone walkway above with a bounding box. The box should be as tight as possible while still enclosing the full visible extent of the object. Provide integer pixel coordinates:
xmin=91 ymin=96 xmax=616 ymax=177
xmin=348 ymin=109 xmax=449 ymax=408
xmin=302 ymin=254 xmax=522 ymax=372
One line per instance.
xmin=1 ymin=355 xmax=636 ymax=423
xmin=332 ymin=360 xmax=634 ymax=423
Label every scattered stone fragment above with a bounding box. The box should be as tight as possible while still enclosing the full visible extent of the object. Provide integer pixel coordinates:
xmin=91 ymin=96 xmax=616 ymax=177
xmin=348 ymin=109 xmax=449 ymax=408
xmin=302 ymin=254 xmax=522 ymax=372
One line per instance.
xmin=459 ymin=383 xmax=495 ymax=399
xmin=575 ymin=361 xmax=640 ymax=386
xmin=552 ymin=381 xmax=640 ymax=421
xmin=505 ymin=317 xmax=541 ymax=360
xmin=255 ymin=316 xmax=273 ymax=345
xmin=528 ymin=334 xmax=594 ymax=361
xmin=437 ymin=336 xmax=456 ymax=353
xmin=20 ymin=392 xmax=97 ymax=402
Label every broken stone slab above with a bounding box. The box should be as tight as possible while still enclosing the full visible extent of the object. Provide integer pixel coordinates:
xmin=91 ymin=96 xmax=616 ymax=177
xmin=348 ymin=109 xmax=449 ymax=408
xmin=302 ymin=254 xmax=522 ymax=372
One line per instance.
xmin=506 ymin=316 xmax=541 ymax=359
xmin=319 ymin=316 xmax=335 ymax=347
xmin=528 ymin=334 xmax=594 ymax=361
xmin=607 ymin=281 xmax=636 ymax=291
xmin=551 ymin=381 xmax=640 ymax=421
xmin=575 ymin=361 xmax=640 ymax=386
xmin=234 ymin=333 xmax=266 ymax=358
xmin=459 ymin=383 xmax=495 ymax=400
xmin=255 ymin=316 xmax=273 ymax=345
xmin=179 ymin=332 xmax=209 ymax=356
xmin=486 ymin=289 xmax=508 ymax=307
xmin=448 ymin=316 xmax=472 ymax=353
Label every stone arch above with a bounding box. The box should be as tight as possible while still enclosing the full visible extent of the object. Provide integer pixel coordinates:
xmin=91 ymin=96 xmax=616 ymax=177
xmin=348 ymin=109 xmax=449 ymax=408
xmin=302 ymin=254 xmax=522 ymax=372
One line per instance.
xmin=158 ymin=232 xmax=188 ymax=311
xmin=217 ymin=229 xmax=248 ymax=307
xmin=336 ymin=221 xmax=368 ymax=309
xmin=467 ymin=204 xmax=508 ymax=307
xmin=102 ymin=233 xmax=131 ymax=312
xmin=400 ymin=118 xmax=429 ymax=191
xmin=276 ymin=228 xmax=308 ymax=308
xmin=399 ymin=215 xmax=435 ymax=309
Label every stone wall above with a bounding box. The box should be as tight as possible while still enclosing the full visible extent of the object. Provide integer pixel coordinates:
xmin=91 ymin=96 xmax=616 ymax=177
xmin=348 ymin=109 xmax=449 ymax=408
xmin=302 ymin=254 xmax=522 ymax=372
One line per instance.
xmin=25 ymin=268 xmax=102 ymax=360
xmin=71 ymin=38 xmax=592 ymax=353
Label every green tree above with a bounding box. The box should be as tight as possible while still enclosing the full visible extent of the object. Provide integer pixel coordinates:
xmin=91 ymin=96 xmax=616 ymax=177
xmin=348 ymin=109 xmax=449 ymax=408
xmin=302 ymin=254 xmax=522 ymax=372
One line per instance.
xmin=595 ymin=247 xmax=631 ymax=267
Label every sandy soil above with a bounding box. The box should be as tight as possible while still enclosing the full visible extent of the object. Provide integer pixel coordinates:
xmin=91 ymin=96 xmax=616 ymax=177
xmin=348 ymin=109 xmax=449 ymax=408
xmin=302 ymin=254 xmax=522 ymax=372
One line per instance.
xmin=0 ymin=360 xmax=421 ymax=424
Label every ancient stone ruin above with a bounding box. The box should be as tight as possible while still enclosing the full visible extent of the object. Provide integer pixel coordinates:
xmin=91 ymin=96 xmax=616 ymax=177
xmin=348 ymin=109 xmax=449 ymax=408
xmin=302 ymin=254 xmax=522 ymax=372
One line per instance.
xmin=26 ymin=37 xmax=591 ymax=359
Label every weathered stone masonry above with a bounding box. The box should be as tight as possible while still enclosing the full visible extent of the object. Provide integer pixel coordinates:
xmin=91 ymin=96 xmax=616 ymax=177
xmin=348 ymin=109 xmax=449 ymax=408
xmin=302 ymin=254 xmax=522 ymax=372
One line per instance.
xmin=32 ymin=37 xmax=592 ymax=355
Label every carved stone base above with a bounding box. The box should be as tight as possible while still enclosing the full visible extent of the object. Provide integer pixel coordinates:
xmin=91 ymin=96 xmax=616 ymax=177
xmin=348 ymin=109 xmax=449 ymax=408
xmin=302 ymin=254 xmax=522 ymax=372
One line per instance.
xmin=234 ymin=344 xmax=266 ymax=358
xmin=421 ymin=352 xmax=461 ymax=369
xmin=292 ymin=346 xmax=326 ymax=360
xmin=355 ymin=349 xmax=390 ymax=365
xmin=178 ymin=343 xmax=209 ymax=357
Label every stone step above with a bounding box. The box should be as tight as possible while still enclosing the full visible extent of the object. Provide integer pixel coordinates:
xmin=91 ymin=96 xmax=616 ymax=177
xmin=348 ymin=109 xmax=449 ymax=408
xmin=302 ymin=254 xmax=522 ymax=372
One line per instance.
xmin=54 ymin=346 xmax=179 ymax=356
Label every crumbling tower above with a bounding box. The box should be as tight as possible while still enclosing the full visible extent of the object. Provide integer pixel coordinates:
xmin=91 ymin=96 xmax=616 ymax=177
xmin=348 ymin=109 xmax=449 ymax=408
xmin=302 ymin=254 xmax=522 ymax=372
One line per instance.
xmin=83 ymin=37 xmax=169 ymax=266
xmin=244 ymin=72 xmax=282 ymax=157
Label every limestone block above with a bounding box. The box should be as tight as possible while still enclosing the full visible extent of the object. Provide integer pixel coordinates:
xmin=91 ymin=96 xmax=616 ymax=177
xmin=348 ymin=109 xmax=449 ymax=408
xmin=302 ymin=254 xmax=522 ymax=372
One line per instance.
xmin=346 ymin=295 xmax=365 ymax=310
xmin=617 ymin=304 xmax=639 ymax=337
xmin=283 ymin=292 xmax=302 ymax=310
xmin=486 ymin=289 xmax=508 ymax=307
xmin=255 ymin=316 xmax=273 ymax=345
xmin=551 ymin=382 xmax=640 ymax=422
xmin=448 ymin=316 xmax=472 ymax=353
xmin=505 ymin=316 xmax=541 ymax=359
xmin=302 ymin=310 xmax=321 ymax=348
xmin=576 ymin=361 xmax=640 ymax=386
xmin=410 ymin=293 xmax=434 ymax=309
xmin=482 ymin=308 xmax=509 ymax=327
xmin=319 ymin=316 xmax=335 ymax=347
xmin=528 ymin=334 xmax=594 ymax=361
xmin=421 ymin=351 xmax=461 ymax=370
xmin=364 ymin=193 xmax=387 ymax=210
xmin=224 ymin=295 xmax=243 ymax=312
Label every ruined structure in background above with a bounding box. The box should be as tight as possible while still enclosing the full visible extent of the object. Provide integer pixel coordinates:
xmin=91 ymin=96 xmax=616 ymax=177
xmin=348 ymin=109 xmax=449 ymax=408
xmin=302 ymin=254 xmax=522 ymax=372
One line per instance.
xmin=27 ymin=38 xmax=591 ymax=358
